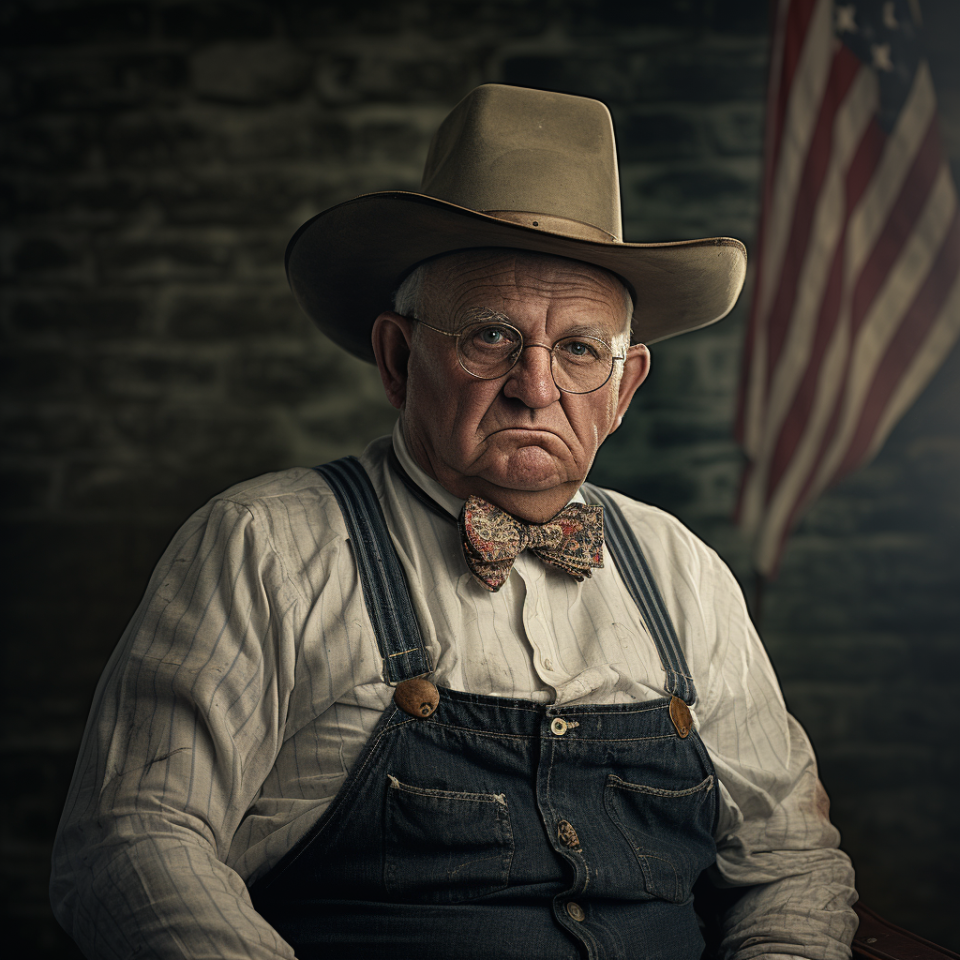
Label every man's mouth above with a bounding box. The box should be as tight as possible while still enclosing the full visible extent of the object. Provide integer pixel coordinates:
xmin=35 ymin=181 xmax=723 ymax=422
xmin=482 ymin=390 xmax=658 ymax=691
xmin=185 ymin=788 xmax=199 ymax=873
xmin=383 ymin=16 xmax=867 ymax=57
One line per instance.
xmin=491 ymin=426 xmax=558 ymax=438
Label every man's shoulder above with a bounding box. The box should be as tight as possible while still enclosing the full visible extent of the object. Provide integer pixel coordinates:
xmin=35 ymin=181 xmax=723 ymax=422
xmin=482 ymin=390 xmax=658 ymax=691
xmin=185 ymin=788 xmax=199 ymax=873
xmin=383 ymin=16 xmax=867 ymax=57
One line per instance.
xmin=197 ymin=464 xmax=354 ymax=540
xmin=588 ymin=484 xmax=701 ymax=540
xmin=214 ymin=465 xmax=330 ymax=508
xmin=202 ymin=440 xmax=392 ymax=527
xmin=587 ymin=483 xmax=723 ymax=576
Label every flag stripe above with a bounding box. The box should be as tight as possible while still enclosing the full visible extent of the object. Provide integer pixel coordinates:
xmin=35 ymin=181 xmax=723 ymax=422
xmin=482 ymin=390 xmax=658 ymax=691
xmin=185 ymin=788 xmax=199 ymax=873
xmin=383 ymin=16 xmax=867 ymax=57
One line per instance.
xmin=758 ymin=0 xmax=836 ymax=327
xmin=756 ymin=161 xmax=959 ymax=573
xmin=764 ymin=104 xmax=941 ymax=504
xmin=738 ymin=62 xmax=877 ymax=535
xmin=736 ymin=1 xmax=960 ymax=576
xmin=850 ymin=108 xmax=944 ymax=337
xmin=761 ymin=63 xmax=875 ymax=439
xmin=866 ymin=252 xmax=960 ymax=459
xmin=812 ymin=152 xmax=957 ymax=492
xmin=770 ymin=0 xmax=826 ymax=177
xmin=766 ymin=117 xmax=887 ymax=481
xmin=736 ymin=0 xmax=797 ymax=447
xmin=739 ymin=0 xmax=836 ymax=455
xmin=759 ymin=220 xmax=960 ymax=574
xmin=837 ymin=196 xmax=960 ymax=478
xmin=844 ymin=62 xmax=939 ymax=283
xmin=763 ymin=46 xmax=865 ymax=385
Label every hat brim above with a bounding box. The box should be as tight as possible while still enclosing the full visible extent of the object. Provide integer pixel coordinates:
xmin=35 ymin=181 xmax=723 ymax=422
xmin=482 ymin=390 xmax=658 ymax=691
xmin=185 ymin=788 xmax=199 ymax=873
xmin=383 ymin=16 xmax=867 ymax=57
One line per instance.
xmin=286 ymin=191 xmax=747 ymax=363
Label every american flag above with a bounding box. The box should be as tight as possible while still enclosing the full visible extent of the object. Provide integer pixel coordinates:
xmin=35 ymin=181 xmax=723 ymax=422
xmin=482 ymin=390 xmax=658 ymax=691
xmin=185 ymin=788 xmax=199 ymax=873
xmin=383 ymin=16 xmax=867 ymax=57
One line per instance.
xmin=735 ymin=0 xmax=960 ymax=577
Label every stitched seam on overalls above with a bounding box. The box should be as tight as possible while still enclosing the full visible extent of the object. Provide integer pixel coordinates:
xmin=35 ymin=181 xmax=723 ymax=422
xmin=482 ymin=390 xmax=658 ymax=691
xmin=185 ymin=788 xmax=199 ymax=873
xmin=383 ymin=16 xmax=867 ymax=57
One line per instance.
xmin=437 ymin=697 xmax=542 ymax=714
xmin=558 ymin=734 xmax=678 ymax=743
xmin=547 ymin=701 xmax=667 ymax=717
xmin=316 ymin=459 xmax=432 ymax=683
xmin=544 ymin=739 xmax=587 ymax=934
xmin=419 ymin=717 xmax=679 ymax=744
xmin=259 ymin=709 xmax=414 ymax=882
xmin=387 ymin=775 xmax=508 ymax=805
xmin=608 ymin=774 xmax=715 ymax=798
xmin=414 ymin=722 xmax=536 ymax=742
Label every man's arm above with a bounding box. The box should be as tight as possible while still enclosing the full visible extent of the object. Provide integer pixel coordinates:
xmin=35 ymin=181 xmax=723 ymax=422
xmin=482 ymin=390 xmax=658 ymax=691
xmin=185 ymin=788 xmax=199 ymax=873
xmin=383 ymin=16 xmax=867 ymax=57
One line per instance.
xmin=707 ymin=712 xmax=857 ymax=958
xmin=627 ymin=503 xmax=857 ymax=958
xmin=687 ymin=551 xmax=857 ymax=958
xmin=51 ymin=495 xmax=304 ymax=959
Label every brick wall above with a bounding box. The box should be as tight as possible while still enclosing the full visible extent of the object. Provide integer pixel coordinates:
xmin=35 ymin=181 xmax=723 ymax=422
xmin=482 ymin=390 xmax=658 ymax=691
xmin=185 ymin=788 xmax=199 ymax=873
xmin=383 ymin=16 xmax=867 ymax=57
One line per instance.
xmin=3 ymin=0 xmax=958 ymax=954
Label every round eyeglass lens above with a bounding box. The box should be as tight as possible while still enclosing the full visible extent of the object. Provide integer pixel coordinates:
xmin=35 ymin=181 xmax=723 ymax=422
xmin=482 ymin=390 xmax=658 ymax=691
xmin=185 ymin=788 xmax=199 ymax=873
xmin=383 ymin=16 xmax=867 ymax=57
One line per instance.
xmin=457 ymin=323 xmax=522 ymax=377
xmin=551 ymin=336 xmax=614 ymax=393
xmin=456 ymin=322 xmax=615 ymax=394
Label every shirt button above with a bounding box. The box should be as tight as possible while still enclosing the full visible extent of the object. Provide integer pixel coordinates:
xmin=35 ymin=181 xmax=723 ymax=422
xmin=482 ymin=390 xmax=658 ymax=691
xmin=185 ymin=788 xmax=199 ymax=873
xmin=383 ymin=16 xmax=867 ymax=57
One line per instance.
xmin=543 ymin=658 xmax=554 ymax=671
xmin=566 ymin=902 xmax=585 ymax=922
xmin=550 ymin=717 xmax=568 ymax=736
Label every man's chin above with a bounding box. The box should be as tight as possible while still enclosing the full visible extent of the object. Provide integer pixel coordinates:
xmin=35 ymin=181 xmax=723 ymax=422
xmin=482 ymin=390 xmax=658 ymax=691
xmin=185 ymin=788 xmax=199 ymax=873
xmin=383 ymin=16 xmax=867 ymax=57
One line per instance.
xmin=477 ymin=444 xmax=578 ymax=494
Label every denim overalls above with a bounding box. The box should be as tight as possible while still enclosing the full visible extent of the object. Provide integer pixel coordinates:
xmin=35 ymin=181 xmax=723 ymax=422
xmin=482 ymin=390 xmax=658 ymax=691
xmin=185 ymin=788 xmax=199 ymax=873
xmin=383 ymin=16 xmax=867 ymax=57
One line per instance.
xmin=250 ymin=458 xmax=719 ymax=959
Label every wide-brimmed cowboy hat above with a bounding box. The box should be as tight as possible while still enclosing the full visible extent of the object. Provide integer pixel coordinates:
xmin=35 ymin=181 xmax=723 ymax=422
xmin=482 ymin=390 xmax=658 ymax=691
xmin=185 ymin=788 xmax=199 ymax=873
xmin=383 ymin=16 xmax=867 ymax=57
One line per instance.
xmin=286 ymin=83 xmax=747 ymax=362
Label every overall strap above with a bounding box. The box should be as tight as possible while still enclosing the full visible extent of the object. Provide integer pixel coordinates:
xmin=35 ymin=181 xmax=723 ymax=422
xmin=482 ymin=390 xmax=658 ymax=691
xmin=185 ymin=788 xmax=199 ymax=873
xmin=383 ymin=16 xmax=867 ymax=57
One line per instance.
xmin=314 ymin=457 xmax=432 ymax=684
xmin=582 ymin=483 xmax=697 ymax=704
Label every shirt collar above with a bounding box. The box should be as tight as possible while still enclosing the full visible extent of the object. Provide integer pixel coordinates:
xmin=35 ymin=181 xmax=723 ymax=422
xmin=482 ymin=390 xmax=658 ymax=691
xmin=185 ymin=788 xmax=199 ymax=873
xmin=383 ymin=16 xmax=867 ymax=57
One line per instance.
xmin=389 ymin=420 xmax=585 ymax=520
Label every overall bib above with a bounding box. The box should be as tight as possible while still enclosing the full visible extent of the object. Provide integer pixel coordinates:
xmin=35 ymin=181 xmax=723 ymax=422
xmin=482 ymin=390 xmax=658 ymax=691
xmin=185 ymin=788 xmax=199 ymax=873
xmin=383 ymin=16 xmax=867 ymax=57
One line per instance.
xmin=250 ymin=458 xmax=719 ymax=959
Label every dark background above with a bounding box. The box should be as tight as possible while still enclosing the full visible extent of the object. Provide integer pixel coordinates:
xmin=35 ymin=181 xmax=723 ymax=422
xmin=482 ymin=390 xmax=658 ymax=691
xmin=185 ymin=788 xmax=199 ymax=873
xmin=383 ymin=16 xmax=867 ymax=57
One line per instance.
xmin=2 ymin=0 xmax=959 ymax=954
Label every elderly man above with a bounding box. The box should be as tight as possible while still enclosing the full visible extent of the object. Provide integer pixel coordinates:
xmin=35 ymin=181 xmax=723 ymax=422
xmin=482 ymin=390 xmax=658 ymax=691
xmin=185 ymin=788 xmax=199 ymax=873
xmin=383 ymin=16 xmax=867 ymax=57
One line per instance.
xmin=51 ymin=85 xmax=856 ymax=958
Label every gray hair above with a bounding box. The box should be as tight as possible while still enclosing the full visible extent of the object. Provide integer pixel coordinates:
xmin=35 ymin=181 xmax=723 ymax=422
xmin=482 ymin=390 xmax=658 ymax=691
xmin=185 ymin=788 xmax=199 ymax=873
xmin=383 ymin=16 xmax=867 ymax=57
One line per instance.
xmin=393 ymin=265 xmax=425 ymax=318
xmin=392 ymin=257 xmax=635 ymax=350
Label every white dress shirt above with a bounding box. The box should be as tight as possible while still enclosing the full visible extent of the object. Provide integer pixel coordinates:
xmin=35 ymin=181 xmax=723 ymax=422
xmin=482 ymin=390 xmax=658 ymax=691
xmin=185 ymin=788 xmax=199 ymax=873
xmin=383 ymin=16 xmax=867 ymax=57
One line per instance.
xmin=51 ymin=426 xmax=856 ymax=959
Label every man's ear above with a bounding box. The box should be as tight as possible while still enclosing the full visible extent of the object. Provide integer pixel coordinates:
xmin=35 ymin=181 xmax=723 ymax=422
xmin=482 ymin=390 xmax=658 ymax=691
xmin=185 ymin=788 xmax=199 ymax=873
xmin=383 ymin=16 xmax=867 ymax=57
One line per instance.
xmin=610 ymin=343 xmax=651 ymax=434
xmin=371 ymin=311 xmax=416 ymax=410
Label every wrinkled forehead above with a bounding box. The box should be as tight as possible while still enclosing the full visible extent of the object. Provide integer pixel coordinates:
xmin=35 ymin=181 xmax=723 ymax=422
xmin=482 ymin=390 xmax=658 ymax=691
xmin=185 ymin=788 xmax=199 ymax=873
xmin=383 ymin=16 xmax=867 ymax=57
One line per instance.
xmin=419 ymin=249 xmax=633 ymax=327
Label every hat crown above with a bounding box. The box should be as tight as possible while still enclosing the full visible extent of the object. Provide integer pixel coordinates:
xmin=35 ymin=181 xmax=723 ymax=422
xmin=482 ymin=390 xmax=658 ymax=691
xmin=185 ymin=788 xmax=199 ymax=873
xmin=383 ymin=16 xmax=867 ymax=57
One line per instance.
xmin=420 ymin=84 xmax=623 ymax=242
xmin=284 ymin=83 xmax=747 ymax=363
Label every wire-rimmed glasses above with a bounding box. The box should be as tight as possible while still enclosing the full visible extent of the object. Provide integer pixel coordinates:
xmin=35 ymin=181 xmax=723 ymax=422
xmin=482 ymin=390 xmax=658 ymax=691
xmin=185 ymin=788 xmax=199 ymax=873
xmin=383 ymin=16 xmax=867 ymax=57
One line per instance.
xmin=411 ymin=317 xmax=626 ymax=395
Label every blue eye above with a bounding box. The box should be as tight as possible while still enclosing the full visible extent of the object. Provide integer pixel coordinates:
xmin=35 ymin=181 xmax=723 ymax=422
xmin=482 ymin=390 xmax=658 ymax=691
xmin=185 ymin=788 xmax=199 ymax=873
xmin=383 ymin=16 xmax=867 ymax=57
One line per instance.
xmin=470 ymin=324 xmax=519 ymax=349
xmin=558 ymin=338 xmax=603 ymax=362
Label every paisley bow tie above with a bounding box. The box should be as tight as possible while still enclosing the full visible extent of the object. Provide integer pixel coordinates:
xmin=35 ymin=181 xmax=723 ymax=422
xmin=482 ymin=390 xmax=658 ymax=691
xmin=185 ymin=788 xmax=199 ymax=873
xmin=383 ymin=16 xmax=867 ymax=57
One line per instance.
xmin=458 ymin=496 xmax=604 ymax=592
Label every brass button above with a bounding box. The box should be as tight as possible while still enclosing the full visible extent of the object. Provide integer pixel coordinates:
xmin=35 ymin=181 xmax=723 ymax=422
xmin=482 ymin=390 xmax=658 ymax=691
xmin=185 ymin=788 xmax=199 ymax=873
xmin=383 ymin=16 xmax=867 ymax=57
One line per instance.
xmin=669 ymin=696 xmax=692 ymax=738
xmin=550 ymin=717 xmax=568 ymax=736
xmin=557 ymin=820 xmax=581 ymax=849
xmin=566 ymin=901 xmax=585 ymax=922
xmin=394 ymin=678 xmax=439 ymax=718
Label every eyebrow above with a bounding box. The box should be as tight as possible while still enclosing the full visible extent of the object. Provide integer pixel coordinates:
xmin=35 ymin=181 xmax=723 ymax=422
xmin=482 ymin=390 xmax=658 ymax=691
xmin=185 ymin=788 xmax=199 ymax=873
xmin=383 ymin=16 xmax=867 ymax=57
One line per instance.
xmin=460 ymin=307 xmax=613 ymax=341
xmin=460 ymin=307 xmax=513 ymax=326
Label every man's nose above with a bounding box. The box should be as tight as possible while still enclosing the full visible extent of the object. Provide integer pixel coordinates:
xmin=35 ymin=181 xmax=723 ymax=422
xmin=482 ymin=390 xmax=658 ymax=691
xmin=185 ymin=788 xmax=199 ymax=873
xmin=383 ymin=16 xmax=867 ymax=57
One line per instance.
xmin=501 ymin=343 xmax=561 ymax=407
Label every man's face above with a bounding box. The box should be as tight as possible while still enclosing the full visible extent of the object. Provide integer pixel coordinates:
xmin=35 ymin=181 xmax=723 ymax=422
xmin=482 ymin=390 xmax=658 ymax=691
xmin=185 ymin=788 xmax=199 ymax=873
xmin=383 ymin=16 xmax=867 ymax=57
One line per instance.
xmin=373 ymin=250 xmax=650 ymax=521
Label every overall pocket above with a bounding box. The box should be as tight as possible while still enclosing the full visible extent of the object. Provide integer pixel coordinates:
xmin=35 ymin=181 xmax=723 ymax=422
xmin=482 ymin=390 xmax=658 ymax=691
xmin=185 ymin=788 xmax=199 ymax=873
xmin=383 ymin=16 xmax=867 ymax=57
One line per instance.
xmin=604 ymin=773 xmax=715 ymax=903
xmin=384 ymin=775 xmax=515 ymax=904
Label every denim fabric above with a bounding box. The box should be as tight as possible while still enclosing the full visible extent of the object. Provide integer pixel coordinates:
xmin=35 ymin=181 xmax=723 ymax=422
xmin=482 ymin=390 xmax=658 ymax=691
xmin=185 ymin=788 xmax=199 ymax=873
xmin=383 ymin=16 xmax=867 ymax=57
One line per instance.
xmin=251 ymin=687 xmax=718 ymax=958
xmin=249 ymin=461 xmax=719 ymax=958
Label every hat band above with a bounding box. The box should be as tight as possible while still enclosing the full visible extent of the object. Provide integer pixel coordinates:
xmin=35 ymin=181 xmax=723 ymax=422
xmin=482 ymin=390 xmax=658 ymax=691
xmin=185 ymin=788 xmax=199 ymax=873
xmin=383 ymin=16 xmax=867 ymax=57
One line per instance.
xmin=482 ymin=210 xmax=621 ymax=244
